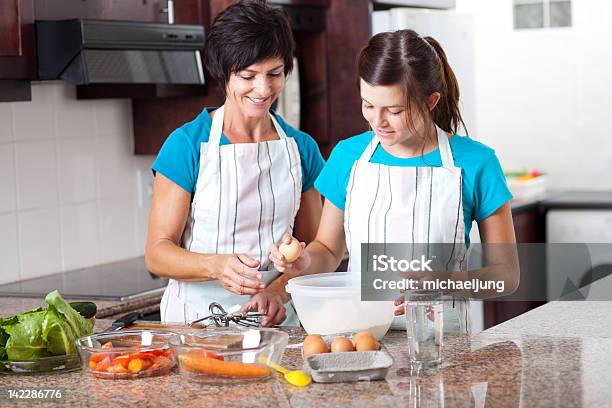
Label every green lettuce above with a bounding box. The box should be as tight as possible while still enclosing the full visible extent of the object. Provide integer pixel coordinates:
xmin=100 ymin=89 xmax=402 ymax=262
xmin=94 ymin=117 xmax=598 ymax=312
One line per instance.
xmin=4 ymin=309 xmax=49 ymax=361
xmin=0 ymin=315 xmax=19 ymax=361
xmin=41 ymin=308 xmax=77 ymax=355
xmin=45 ymin=290 xmax=94 ymax=342
xmin=0 ymin=291 xmax=94 ymax=361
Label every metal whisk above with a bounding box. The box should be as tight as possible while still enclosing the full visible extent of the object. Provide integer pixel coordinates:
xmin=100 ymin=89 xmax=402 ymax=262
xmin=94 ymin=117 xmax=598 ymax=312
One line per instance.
xmin=188 ymin=302 xmax=264 ymax=328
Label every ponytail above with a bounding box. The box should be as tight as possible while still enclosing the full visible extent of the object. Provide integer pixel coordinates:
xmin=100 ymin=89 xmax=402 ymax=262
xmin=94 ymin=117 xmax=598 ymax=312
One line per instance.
xmin=358 ymin=30 xmax=468 ymax=138
xmin=423 ymin=36 xmax=466 ymax=136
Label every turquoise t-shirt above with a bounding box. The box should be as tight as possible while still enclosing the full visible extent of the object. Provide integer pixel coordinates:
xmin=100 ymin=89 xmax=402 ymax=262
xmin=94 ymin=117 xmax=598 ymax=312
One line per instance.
xmin=314 ymin=131 xmax=512 ymax=241
xmin=152 ymin=107 xmax=325 ymax=194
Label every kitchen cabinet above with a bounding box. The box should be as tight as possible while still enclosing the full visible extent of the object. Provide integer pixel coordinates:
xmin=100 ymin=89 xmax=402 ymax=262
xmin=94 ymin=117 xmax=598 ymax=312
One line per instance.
xmin=133 ymin=0 xmax=370 ymax=155
xmin=483 ymin=205 xmax=546 ymax=329
xmin=0 ymin=0 xmax=35 ymax=101
xmin=33 ymin=0 xmax=171 ymax=22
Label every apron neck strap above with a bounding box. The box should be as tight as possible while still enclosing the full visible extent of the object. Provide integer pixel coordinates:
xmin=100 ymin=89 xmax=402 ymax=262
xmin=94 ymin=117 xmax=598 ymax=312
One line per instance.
xmin=209 ymin=105 xmax=288 ymax=146
xmin=436 ymin=126 xmax=455 ymax=168
xmin=359 ymin=126 xmax=456 ymax=168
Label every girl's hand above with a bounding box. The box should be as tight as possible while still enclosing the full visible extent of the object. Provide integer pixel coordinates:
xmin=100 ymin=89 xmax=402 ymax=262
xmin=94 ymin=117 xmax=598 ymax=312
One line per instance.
xmin=239 ymin=292 xmax=287 ymax=327
xmin=269 ymin=234 xmax=310 ymax=276
xmin=213 ymin=254 xmax=264 ymax=295
xmin=394 ymin=296 xmax=405 ymax=316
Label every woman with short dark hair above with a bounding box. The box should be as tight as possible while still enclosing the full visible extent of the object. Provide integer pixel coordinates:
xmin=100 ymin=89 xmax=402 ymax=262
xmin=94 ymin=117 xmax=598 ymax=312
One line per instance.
xmin=146 ymin=0 xmax=324 ymax=327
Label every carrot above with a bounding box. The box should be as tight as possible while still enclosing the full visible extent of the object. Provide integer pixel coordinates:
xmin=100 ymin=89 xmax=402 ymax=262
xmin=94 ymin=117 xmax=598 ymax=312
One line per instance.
xmin=109 ymin=363 xmax=129 ymax=373
xmin=128 ymin=358 xmax=152 ymax=372
xmin=130 ymin=351 xmax=157 ymax=360
xmin=113 ymin=354 xmax=131 ymax=368
xmin=179 ymin=352 xmax=271 ymax=378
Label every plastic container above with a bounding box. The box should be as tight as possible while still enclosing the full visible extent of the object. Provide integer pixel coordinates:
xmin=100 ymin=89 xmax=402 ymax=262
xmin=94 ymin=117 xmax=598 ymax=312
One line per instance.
xmin=169 ymin=328 xmax=288 ymax=384
xmin=75 ymin=330 xmax=176 ymax=380
xmin=304 ymin=350 xmax=393 ymax=383
xmin=286 ymin=272 xmax=395 ymax=340
xmin=507 ymin=175 xmax=548 ymax=203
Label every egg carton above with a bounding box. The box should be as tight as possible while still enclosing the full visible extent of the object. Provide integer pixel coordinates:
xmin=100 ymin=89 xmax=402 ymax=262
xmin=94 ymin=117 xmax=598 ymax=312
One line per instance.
xmin=303 ymin=350 xmax=394 ymax=383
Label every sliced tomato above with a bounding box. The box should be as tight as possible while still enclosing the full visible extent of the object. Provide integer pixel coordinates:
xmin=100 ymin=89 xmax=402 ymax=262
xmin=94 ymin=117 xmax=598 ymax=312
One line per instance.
xmin=94 ymin=356 xmax=112 ymax=372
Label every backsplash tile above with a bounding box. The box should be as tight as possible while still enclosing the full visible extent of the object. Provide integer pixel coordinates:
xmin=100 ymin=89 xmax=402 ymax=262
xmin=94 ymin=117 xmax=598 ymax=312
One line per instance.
xmin=18 ymin=207 xmax=62 ymax=280
xmin=14 ymin=140 xmax=59 ymax=210
xmin=0 ymin=104 xmax=14 ymax=143
xmin=0 ymin=213 xmax=20 ymax=284
xmin=56 ymin=85 xmax=96 ymax=140
xmin=98 ymin=197 xmax=138 ymax=263
xmin=0 ymin=144 xmax=17 ymax=213
xmin=12 ymin=83 xmax=56 ymax=142
xmin=95 ymin=99 xmax=132 ymax=138
xmin=60 ymin=202 xmax=99 ymax=270
xmin=95 ymin=132 xmax=137 ymax=199
xmin=0 ymin=82 xmax=156 ymax=284
xmin=57 ymin=138 xmax=97 ymax=204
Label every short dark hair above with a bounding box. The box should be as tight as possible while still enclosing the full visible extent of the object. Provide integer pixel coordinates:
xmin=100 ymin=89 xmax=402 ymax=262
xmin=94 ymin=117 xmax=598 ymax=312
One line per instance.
xmin=204 ymin=0 xmax=295 ymax=89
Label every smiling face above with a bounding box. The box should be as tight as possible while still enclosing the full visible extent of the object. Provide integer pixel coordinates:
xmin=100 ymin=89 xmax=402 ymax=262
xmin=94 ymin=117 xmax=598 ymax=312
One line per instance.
xmin=360 ymin=79 xmax=440 ymax=154
xmin=225 ymin=57 xmax=286 ymax=119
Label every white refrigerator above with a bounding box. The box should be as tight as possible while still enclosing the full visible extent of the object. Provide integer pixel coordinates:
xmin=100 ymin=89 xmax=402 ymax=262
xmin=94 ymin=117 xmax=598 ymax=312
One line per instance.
xmin=372 ymin=8 xmax=483 ymax=332
xmin=372 ymin=8 xmax=476 ymax=138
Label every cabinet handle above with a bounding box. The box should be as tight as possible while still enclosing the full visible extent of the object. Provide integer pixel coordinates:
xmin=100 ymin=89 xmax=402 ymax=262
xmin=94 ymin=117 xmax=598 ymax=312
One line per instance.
xmin=160 ymin=0 xmax=175 ymax=24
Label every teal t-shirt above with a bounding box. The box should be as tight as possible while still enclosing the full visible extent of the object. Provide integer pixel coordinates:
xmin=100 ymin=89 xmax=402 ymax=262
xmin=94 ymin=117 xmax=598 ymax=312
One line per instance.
xmin=314 ymin=131 xmax=512 ymax=241
xmin=152 ymin=107 xmax=325 ymax=194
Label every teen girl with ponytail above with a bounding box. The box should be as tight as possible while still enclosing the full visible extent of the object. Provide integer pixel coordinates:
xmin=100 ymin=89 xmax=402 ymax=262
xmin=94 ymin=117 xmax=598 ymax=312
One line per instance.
xmin=269 ymin=30 xmax=517 ymax=333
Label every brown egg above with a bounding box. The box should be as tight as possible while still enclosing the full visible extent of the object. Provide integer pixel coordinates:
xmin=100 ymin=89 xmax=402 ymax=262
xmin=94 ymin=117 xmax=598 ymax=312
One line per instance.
xmin=353 ymin=331 xmax=375 ymax=345
xmin=331 ymin=336 xmax=355 ymax=352
xmin=355 ymin=335 xmax=380 ymax=351
xmin=279 ymin=239 xmax=302 ymax=263
xmin=303 ymin=335 xmax=330 ymax=356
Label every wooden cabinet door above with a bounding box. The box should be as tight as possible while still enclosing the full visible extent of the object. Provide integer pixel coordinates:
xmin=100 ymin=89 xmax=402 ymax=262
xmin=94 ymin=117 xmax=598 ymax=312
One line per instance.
xmin=34 ymin=0 xmax=168 ymax=22
xmin=483 ymin=207 xmax=547 ymax=329
xmin=0 ymin=0 xmax=36 ymax=79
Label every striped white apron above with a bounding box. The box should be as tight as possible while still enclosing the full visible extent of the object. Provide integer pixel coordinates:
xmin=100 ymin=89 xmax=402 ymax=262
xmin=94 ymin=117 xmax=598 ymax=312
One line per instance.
xmin=160 ymin=106 xmax=302 ymax=325
xmin=344 ymin=126 xmax=470 ymax=333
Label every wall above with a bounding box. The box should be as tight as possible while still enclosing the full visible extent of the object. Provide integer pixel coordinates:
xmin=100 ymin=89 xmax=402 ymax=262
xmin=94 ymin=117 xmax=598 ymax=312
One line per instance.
xmin=457 ymin=0 xmax=612 ymax=190
xmin=0 ymin=82 xmax=155 ymax=284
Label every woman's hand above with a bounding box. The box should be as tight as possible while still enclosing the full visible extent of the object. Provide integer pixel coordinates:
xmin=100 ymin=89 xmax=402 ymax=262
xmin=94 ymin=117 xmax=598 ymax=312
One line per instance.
xmin=269 ymin=234 xmax=310 ymax=276
xmin=239 ymin=292 xmax=287 ymax=327
xmin=213 ymin=254 xmax=265 ymax=295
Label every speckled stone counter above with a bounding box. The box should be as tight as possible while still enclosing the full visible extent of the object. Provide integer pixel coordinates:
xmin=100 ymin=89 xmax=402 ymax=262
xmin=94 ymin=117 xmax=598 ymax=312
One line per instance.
xmin=3 ymin=298 xmax=612 ymax=407
xmin=0 ymin=294 xmax=162 ymax=319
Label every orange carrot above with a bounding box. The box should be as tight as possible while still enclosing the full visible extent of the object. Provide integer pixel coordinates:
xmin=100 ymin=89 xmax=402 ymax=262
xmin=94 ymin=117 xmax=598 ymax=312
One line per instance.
xmin=179 ymin=352 xmax=271 ymax=378
xmin=109 ymin=363 xmax=129 ymax=373
xmin=113 ymin=354 xmax=131 ymax=368
xmin=128 ymin=358 xmax=152 ymax=372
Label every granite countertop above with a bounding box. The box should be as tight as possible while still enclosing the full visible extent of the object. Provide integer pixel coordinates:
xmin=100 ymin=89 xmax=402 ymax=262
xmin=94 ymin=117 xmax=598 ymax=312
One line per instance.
xmin=2 ymin=298 xmax=612 ymax=407
xmin=511 ymin=190 xmax=612 ymax=213
xmin=0 ymin=295 xmax=161 ymax=320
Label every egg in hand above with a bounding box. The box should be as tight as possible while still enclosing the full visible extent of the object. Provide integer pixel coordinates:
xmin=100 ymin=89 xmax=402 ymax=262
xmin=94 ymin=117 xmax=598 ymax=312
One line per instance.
xmin=279 ymin=239 xmax=302 ymax=263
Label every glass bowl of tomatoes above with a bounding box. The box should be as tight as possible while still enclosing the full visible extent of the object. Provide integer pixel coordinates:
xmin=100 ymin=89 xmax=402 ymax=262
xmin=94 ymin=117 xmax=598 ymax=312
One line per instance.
xmin=75 ymin=330 xmax=177 ymax=379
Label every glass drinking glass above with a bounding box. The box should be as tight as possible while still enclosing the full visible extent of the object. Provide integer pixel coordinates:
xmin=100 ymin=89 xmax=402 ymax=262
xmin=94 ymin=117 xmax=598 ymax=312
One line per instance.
xmin=405 ymin=289 xmax=444 ymax=369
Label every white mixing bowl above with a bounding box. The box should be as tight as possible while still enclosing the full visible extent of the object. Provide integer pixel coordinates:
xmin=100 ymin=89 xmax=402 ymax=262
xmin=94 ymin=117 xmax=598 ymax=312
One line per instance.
xmin=286 ymin=272 xmax=395 ymax=340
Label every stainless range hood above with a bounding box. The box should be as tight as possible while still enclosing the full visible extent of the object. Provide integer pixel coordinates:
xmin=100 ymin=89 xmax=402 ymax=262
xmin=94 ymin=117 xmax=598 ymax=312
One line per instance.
xmin=36 ymin=19 xmax=205 ymax=85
